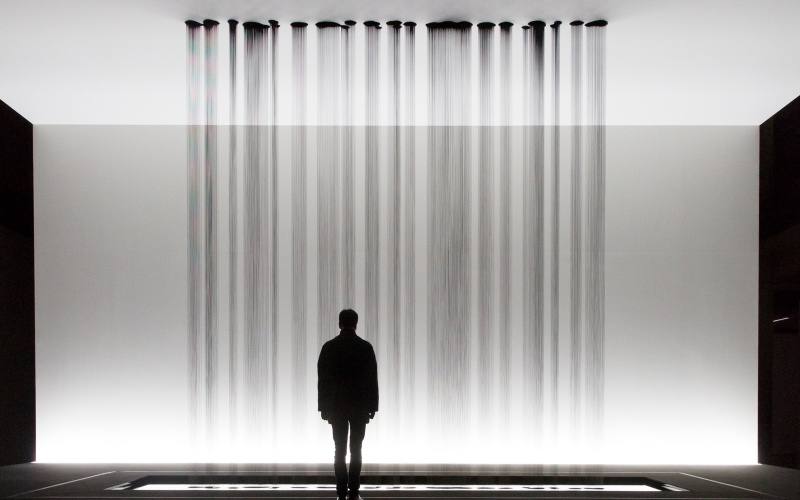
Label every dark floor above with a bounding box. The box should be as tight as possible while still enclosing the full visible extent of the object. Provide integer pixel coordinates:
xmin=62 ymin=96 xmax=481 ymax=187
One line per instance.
xmin=2 ymin=463 xmax=800 ymax=499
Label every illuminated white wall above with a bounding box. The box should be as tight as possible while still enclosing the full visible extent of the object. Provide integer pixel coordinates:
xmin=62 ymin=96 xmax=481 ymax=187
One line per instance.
xmin=34 ymin=124 xmax=757 ymax=464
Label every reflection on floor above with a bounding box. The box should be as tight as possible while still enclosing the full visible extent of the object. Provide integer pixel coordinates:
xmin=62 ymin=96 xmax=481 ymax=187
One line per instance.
xmin=110 ymin=473 xmax=684 ymax=493
xmin=2 ymin=463 xmax=800 ymax=499
xmin=130 ymin=484 xmax=663 ymax=492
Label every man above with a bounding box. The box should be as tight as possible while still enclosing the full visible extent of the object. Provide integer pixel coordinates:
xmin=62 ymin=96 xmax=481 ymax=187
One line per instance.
xmin=318 ymin=309 xmax=379 ymax=500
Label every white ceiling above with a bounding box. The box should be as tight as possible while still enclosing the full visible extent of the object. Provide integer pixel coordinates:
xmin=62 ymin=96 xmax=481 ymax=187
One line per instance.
xmin=1 ymin=0 xmax=799 ymax=125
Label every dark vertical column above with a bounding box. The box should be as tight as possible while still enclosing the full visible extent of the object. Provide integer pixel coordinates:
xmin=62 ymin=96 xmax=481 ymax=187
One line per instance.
xmin=343 ymin=20 xmax=357 ymax=306
xmin=585 ymin=19 xmax=607 ymax=446
xmin=548 ymin=21 xmax=562 ymax=438
xmin=427 ymin=22 xmax=473 ymax=439
xmin=242 ymin=21 xmax=268 ymax=439
xmin=569 ymin=20 xmax=584 ymax=441
xmin=427 ymin=22 xmax=439 ymax=434
xmin=259 ymin=22 xmax=274 ymax=437
xmin=291 ymin=20 xmax=308 ymax=433
xmin=257 ymin=23 xmax=273 ymax=439
xmin=523 ymin=20 xmax=546 ymax=443
xmin=316 ymin=22 xmax=342 ymax=349
xmin=0 ymin=99 xmax=34 ymax=466
xmin=387 ymin=20 xmax=402 ymax=429
xmin=185 ymin=20 xmax=204 ymax=442
xmin=403 ymin=20 xmax=417 ymax=431
xmin=759 ymin=116 xmax=775 ymax=466
xmin=477 ymin=21 xmax=495 ymax=414
xmin=227 ymin=18 xmax=239 ymax=441
xmin=268 ymin=20 xmax=280 ymax=432
xmin=759 ymin=94 xmax=800 ymax=469
xmin=202 ymin=18 xmax=220 ymax=441
xmin=364 ymin=21 xmax=381 ymax=355
xmin=497 ymin=21 xmax=513 ymax=431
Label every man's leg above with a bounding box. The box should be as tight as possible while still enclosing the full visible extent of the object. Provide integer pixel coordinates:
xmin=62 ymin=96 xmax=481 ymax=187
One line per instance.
xmin=347 ymin=418 xmax=367 ymax=498
xmin=331 ymin=418 xmax=349 ymax=497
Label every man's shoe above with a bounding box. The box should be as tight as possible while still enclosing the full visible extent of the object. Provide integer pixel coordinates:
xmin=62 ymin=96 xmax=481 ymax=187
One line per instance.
xmin=337 ymin=496 xmax=347 ymax=500
xmin=348 ymin=494 xmax=363 ymax=500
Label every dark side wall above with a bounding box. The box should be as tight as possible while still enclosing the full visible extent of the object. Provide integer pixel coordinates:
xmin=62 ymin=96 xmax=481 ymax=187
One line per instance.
xmin=0 ymin=98 xmax=35 ymax=465
xmin=760 ymin=94 xmax=800 ymax=468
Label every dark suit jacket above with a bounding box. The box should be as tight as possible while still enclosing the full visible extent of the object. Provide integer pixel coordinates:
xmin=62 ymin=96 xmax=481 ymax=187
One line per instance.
xmin=317 ymin=328 xmax=379 ymax=418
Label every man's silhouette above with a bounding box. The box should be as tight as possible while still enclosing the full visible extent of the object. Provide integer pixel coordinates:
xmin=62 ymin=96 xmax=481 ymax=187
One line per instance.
xmin=318 ymin=309 xmax=379 ymax=500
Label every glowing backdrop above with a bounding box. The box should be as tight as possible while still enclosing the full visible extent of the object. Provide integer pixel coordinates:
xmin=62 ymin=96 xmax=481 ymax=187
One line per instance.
xmin=33 ymin=19 xmax=758 ymax=464
xmin=186 ymin=19 xmax=606 ymax=460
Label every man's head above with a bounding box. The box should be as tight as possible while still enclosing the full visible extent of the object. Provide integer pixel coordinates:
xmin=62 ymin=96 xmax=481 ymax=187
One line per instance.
xmin=339 ymin=309 xmax=358 ymax=330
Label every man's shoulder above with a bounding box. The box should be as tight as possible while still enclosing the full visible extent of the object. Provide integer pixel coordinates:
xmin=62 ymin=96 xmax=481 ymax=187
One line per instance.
xmin=324 ymin=332 xmax=374 ymax=349
xmin=319 ymin=337 xmax=338 ymax=354
xmin=352 ymin=334 xmax=373 ymax=348
xmin=355 ymin=336 xmax=376 ymax=358
xmin=321 ymin=334 xmax=347 ymax=349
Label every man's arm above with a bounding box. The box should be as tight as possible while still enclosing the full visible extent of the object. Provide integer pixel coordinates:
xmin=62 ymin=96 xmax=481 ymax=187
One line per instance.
xmin=367 ymin=343 xmax=379 ymax=413
xmin=317 ymin=343 xmax=332 ymax=416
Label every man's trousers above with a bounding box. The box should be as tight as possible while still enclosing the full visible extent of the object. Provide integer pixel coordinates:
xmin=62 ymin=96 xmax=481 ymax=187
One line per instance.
xmin=330 ymin=416 xmax=368 ymax=497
